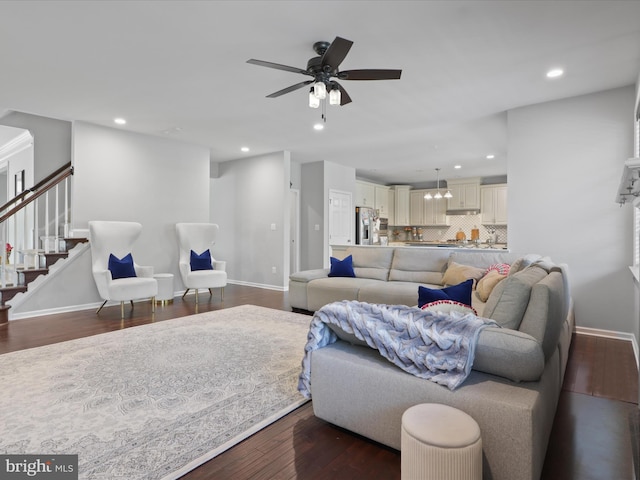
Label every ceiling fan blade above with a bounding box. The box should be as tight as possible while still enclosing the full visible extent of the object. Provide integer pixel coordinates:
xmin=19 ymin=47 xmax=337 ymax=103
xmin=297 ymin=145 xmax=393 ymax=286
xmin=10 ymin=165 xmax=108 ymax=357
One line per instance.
xmin=321 ymin=36 xmax=353 ymax=71
xmin=247 ymin=59 xmax=312 ymax=76
xmin=333 ymin=82 xmax=352 ymax=106
xmin=340 ymin=69 xmax=402 ymax=80
xmin=266 ymin=80 xmax=313 ymax=98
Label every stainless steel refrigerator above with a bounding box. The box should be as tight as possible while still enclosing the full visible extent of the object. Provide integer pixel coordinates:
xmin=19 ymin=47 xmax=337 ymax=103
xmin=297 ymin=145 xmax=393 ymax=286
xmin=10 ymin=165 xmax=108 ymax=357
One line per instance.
xmin=355 ymin=206 xmax=377 ymax=245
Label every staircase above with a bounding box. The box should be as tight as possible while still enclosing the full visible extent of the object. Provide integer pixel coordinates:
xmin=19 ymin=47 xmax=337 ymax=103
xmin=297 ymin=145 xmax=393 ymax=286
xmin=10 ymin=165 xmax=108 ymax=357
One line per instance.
xmin=0 ymin=237 xmax=88 ymax=324
xmin=0 ymin=162 xmax=75 ymax=324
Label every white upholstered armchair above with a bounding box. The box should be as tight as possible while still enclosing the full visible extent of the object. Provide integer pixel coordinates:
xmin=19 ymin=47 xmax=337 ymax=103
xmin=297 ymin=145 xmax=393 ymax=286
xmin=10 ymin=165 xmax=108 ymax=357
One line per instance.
xmin=176 ymin=223 xmax=227 ymax=304
xmin=88 ymin=221 xmax=158 ymax=318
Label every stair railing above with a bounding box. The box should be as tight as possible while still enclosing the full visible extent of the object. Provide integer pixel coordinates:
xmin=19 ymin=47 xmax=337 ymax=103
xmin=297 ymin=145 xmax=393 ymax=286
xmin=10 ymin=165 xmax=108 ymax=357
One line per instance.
xmin=0 ymin=162 xmax=73 ymax=288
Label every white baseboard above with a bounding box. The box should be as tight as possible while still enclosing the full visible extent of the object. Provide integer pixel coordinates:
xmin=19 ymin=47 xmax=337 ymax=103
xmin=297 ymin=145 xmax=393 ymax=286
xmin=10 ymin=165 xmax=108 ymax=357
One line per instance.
xmin=8 ymin=283 xmax=286 ymax=320
xmin=575 ymin=325 xmax=639 ymax=369
xmin=227 ymin=279 xmax=287 ymax=292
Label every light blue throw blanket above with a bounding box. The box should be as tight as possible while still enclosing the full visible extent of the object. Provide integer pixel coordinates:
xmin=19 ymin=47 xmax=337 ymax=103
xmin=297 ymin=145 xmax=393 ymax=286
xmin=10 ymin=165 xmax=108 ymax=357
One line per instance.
xmin=298 ymin=300 xmax=497 ymax=397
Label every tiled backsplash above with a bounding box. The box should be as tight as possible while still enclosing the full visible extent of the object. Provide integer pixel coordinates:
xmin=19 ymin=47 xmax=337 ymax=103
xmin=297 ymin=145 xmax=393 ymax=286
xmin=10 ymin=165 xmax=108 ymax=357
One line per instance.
xmin=390 ymin=214 xmax=507 ymax=244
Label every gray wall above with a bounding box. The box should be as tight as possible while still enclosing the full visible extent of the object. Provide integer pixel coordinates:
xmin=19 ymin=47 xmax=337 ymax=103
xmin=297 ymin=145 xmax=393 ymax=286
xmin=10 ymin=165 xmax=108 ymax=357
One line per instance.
xmin=300 ymin=160 xmax=356 ymax=270
xmin=209 ymin=151 xmax=291 ymax=289
xmin=0 ymin=111 xmax=71 ymax=178
xmin=73 ymin=121 xmax=211 ymax=289
xmin=508 ymin=86 xmax=635 ymax=335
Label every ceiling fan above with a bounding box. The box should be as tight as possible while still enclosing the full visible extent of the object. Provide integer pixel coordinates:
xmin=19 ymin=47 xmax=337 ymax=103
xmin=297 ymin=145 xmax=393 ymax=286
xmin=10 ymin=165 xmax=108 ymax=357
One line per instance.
xmin=247 ymin=36 xmax=402 ymax=107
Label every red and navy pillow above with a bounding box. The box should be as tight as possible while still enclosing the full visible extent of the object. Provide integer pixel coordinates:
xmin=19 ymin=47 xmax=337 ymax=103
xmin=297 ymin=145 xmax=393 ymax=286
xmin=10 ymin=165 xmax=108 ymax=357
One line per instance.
xmin=418 ymin=279 xmax=473 ymax=308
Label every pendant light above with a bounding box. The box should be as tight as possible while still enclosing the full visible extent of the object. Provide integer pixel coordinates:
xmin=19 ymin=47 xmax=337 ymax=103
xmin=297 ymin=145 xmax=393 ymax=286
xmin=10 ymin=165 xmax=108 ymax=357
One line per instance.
xmin=424 ymin=168 xmax=452 ymax=199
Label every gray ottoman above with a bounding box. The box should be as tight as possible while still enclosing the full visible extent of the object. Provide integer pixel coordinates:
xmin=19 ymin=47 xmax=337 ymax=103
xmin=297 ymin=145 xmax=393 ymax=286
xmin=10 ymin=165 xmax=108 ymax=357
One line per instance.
xmin=401 ymin=403 xmax=482 ymax=480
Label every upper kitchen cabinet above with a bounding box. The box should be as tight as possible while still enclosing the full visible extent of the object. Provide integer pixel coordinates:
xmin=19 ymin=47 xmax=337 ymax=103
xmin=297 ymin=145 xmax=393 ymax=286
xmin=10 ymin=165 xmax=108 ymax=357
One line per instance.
xmin=374 ymin=185 xmax=390 ymax=217
xmin=446 ymin=178 xmax=481 ymax=211
xmin=481 ymin=184 xmax=508 ymax=225
xmin=356 ymin=181 xmax=375 ymax=208
xmin=391 ymin=185 xmax=411 ymax=225
xmin=410 ymin=189 xmax=449 ymax=226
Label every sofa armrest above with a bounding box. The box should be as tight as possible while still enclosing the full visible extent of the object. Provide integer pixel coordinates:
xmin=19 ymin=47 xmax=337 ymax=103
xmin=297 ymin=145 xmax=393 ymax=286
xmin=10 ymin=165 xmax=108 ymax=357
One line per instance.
xmin=474 ymin=327 xmax=545 ymax=382
xmin=290 ymin=268 xmax=330 ymax=283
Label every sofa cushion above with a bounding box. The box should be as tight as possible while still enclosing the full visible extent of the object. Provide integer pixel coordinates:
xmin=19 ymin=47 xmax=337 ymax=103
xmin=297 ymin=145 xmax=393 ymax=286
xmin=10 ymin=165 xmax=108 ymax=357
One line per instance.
xmin=346 ymin=246 xmax=394 ymax=281
xmin=307 ymin=277 xmax=381 ymax=312
xmin=418 ymin=279 xmax=473 ymax=308
xmin=482 ymin=265 xmax=548 ymax=330
xmin=518 ymin=270 xmax=567 ymax=360
xmin=358 ymin=281 xmax=441 ymax=307
xmin=325 ymin=320 xmax=545 ymax=382
xmin=388 ymin=248 xmax=450 ymax=285
xmin=476 ymin=270 xmax=506 ymax=302
xmin=329 ymin=255 xmax=355 ymax=277
xmin=448 ymin=251 xmax=520 ymax=270
xmin=442 ymin=261 xmax=485 ymax=286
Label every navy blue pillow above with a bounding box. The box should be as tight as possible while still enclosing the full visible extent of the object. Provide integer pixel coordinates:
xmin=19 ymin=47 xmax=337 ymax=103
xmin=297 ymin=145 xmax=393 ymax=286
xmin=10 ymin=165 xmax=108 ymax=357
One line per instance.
xmin=328 ymin=255 xmax=356 ymax=278
xmin=418 ymin=279 xmax=473 ymax=308
xmin=108 ymin=253 xmax=137 ymax=280
xmin=190 ymin=249 xmax=214 ymax=271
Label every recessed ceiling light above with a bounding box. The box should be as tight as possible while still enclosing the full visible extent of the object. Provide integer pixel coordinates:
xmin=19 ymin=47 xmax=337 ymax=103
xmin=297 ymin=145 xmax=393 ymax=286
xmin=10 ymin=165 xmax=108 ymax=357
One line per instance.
xmin=546 ymin=68 xmax=564 ymax=79
xmin=241 ymin=147 xmax=250 ymax=152
xmin=313 ymin=123 xmax=324 ymax=131
xmin=486 ymin=154 xmax=495 ymax=159
xmin=454 ymin=165 xmax=462 ymax=169
xmin=114 ymin=118 xmax=126 ymax=125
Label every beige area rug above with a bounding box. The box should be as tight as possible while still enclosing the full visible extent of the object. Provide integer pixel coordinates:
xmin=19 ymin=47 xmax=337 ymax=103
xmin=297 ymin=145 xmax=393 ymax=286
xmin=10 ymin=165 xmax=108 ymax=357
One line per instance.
xmin=0 ymin=305 xmax=312 ymax=479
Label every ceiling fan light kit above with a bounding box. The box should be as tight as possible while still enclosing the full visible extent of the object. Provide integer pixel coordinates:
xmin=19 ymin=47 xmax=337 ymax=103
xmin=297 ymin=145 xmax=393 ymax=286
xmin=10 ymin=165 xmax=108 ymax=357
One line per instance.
xmin=247 ymin=36 xmax=402 ymax=112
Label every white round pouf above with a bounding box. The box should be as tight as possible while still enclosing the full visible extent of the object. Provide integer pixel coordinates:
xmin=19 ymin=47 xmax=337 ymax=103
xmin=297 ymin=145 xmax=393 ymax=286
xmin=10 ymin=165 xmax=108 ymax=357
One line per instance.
xmin=401 ymin=403 xmax=482 ymax=480
xmin=154 ymin=273 xmax=174 ymax=305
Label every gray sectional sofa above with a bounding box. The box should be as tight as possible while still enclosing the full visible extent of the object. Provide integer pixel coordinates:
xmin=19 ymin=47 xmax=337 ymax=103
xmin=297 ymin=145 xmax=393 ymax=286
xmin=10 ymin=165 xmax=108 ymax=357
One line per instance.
xmin=289 ymin=245 xmax=574 ymax=480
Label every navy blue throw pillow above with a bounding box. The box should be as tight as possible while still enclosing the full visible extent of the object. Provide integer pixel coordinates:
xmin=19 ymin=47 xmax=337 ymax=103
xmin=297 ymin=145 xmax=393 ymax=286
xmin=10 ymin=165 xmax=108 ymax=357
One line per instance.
xmin=418 ymin=279 xmax=473 ymax=308
xmin=328 ymin=255 xmax=356 ymax=278
xmin=108 ymin=253 xmax=137 ymax=280
xmin=190 ymin=249 xmax=214 ymax=271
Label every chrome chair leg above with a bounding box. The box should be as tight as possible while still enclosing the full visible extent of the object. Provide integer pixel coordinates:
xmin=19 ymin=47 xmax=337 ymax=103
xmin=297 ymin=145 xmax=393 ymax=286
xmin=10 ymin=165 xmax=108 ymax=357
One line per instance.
xmin=151 ymin=296 xmax=155 ymax=313
xmin=221 ymin=287 xmax=224 ymax=301
xmin=195 ymin=289 xmax=199 ymax=304
xmin=120 ymin=301 xmax=125 ymax=319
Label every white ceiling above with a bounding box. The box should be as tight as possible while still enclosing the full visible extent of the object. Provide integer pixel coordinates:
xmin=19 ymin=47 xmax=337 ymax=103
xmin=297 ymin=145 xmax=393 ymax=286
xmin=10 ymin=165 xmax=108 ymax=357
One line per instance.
xmin=1 ymin=0 xmax=639 ymax=185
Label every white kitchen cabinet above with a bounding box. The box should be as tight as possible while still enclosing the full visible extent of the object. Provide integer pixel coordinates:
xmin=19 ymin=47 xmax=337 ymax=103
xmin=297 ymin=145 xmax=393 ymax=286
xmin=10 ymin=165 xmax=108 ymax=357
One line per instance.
xmin=391 ymin=185 xmax=411 ymax=225
xmin=410 ymin=190 xmax=426 ymax=224
xmin=374 ymin=185 xmax=390 ymax=217
xmin=481 ymin=184 xmax=508 ymax=225
xmin=411 ymin=189 xmax=449 ymax=225
xmin=355 ymin=181 xmax=375 ymax=208
xmin=447 ymin=178 xmax=480 ymax=210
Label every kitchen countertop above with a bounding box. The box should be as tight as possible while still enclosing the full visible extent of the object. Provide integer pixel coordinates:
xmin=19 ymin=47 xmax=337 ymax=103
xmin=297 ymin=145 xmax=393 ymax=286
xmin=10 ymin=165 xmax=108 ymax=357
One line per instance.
xmin=333 ymin=242 xmax=509 ymax=252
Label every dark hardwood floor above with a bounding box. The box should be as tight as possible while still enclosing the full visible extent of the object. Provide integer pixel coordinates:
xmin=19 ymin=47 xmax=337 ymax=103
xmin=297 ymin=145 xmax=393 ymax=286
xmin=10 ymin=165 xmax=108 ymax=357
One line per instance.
xmin=0 ymin=284 xmax=637 ymax=479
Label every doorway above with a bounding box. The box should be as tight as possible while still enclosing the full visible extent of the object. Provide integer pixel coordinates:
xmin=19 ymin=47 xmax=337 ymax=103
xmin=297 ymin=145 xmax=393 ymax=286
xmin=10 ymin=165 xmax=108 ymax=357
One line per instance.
xmin=289 ymin=189 xmax=300 ymax=275
xmin=328 ymin=189 xmax=353 ymax=246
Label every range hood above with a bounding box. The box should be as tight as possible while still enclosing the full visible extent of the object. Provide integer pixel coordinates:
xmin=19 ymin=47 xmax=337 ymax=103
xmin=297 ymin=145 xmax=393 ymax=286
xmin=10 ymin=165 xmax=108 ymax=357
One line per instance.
xmin=446 ymin=208 xmax=480 ymax=216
